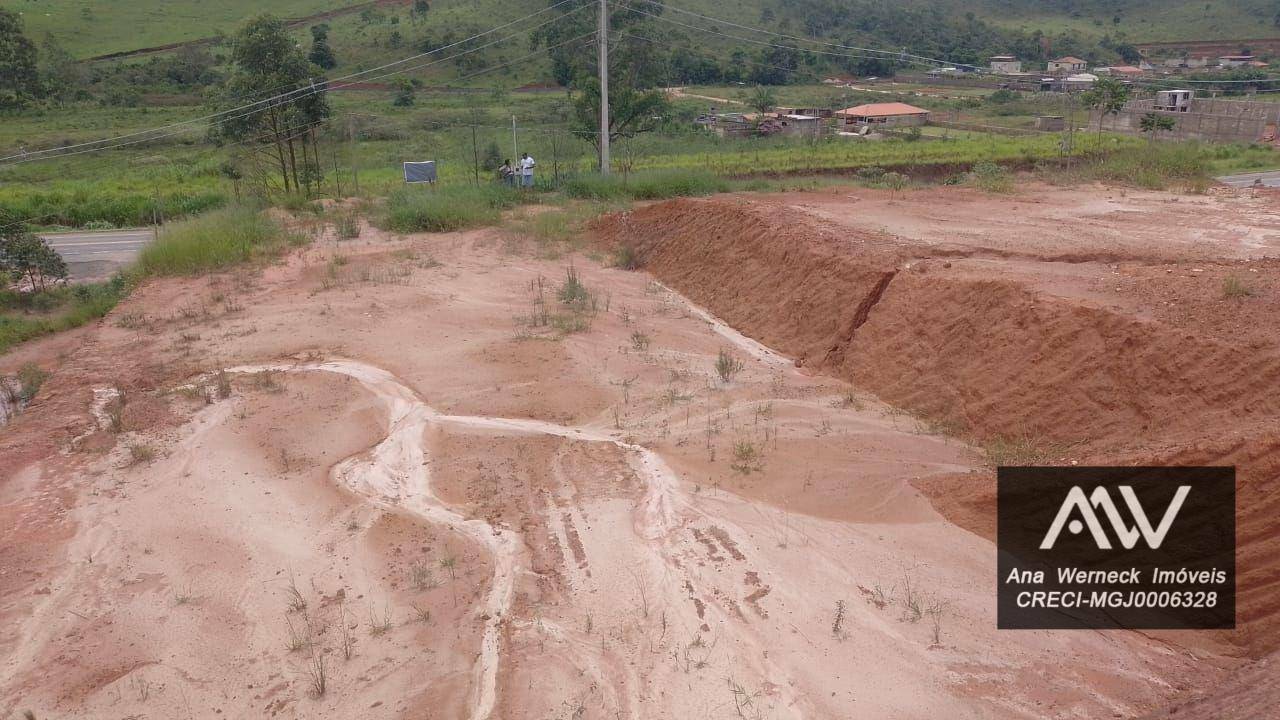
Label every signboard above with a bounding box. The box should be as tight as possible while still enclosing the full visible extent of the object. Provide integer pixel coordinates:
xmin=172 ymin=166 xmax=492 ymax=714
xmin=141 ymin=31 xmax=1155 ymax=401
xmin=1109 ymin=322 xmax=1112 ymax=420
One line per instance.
xmin=403 ymin=161 xmax=437 ymax=184
xmin=997 ymin=466 xmax=1235 ymax=630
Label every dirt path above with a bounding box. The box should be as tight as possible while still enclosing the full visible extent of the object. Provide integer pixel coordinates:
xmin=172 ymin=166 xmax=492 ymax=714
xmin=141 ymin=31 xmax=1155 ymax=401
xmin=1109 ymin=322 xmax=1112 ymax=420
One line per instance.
xmin=665 ymin=87 xmax=745 ymax=106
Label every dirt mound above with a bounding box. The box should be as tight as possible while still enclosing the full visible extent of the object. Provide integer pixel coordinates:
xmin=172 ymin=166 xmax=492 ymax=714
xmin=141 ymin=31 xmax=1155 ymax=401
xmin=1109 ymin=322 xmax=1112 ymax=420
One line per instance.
xmin=594 ymin=196 xmax=1280 ymax=658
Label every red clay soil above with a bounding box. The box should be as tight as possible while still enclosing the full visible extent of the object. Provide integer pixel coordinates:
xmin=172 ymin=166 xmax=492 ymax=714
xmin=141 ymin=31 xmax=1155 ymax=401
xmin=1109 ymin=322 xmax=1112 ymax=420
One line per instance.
xmin=592 ymin=193 xmax=1280 ymax=665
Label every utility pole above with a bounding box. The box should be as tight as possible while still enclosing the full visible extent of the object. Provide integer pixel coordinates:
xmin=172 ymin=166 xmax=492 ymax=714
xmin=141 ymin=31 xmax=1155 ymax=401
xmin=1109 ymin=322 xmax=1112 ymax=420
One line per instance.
xmin=347 ymin=113 xmax=360 ymax=196
xmin=598 ymin=0 xmax=610 ymax=174
xmin=512 ymin=115 xmax=518 ymax=161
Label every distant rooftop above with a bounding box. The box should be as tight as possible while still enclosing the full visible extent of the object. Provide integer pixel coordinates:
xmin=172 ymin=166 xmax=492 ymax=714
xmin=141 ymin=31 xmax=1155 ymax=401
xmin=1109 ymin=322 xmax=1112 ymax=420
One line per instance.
xmin=837 ymin=102 xmax=929 ymax=117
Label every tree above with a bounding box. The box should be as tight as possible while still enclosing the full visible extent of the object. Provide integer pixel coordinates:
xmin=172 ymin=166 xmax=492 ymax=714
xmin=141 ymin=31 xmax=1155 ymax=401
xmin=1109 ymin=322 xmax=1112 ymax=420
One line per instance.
xmin=39 ymin=34 xmax=82 ymax=104
xmin=392 ymin=77 xmax=415 ymax=106
xmin=1081 ymin=76 xmax=1129 ymax=133
xmin=214 ymin=15 xmax=331 ymax=195
xmin=532 ymin=0 xmax=666 ymax=90
xmin=411 ymin=0 xmax=430 ymax=24
xmin=309 ymin=24 xmax=337 ymax=70
xmin=0 ymin=211 xmax=67 ymax=292
xmin=746 ymin=86 xmax=778 ymax=116
xmin=571 ymin=79 xmax=669 ymax=168
xmin=0 ymin=8 xmax=39 ymax=109
xmin=481 ymin=140 xmax=502 ymax=171
xmin=1139 ymin=112 xmax=1176 ymax=142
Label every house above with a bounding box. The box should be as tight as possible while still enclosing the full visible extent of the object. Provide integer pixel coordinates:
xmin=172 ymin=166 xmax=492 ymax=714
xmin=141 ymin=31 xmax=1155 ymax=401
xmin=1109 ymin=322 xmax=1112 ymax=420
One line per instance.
xmin=1035 ymin=116 xmax=1066 ymax=131
xmin=989 ymin=55 xmax=1022 ymax=73
xmin=1154 ymin=89 xmax=1193 ymax=112
xmin=777 ymin=114 xmax=823 ymax=138
xmin=757 ymin=114 xmax=823 ymax=138
xmin=1063 ymin=72 xmax=1098 ymax=90
xmin=1163 ymin=56 xmax=1216 ymax=69
xmin=836 ymin=102 xmax=930 ymax=127
xmin=775 ymin=106 xmax=834 ymax=119
xmin=695 ymin=113 xmax=753 ymax=138
xmin=1219 ymin=55 xmax=1256 ymax=68
xmin=1047 ymin=56 xmax=1087 ymax=73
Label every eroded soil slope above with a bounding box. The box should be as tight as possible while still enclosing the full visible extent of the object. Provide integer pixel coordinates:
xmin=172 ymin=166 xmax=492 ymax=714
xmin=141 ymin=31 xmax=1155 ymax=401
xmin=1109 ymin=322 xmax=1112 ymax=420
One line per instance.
xmin=593 ymin=185 xmax=1280 ymax=680
xmin=0 ymin=208 xmax=1234 ymax=719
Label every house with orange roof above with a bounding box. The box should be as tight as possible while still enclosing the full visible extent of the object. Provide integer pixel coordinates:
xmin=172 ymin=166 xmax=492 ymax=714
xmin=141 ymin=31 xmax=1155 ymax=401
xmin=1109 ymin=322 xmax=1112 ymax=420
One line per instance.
xmin=835 ymin=102 xmax=931 ymax=127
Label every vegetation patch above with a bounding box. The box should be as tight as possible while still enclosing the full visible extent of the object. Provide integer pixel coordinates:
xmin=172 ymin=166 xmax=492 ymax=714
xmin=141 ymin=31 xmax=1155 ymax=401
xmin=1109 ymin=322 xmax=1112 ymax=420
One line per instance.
xmin=1066 ymin=142 xmax=1212 ymax=191
xmin=383 ymin=185 xmax=523 ymax=233
xmin=1 ymin=278 xmax=129 ymax=354
xmin=564 ymin=169 xmax=728 ymax=201
xmin=135 ymin=206 xmax=299 ymax=277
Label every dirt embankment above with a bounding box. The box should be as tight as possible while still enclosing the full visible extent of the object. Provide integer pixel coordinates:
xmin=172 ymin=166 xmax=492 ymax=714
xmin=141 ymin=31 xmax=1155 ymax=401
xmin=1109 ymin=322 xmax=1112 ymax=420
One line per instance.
xmin=593 ymin=195 xmax=1280 ymax=661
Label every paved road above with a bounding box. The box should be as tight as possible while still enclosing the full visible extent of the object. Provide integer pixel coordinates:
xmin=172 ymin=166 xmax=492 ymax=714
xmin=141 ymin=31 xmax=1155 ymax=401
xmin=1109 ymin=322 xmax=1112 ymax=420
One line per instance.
xmin=39 ymin=229 xmax=154 ymax=280
xmin=1216 ymin=170 xmax=1280 ymax=188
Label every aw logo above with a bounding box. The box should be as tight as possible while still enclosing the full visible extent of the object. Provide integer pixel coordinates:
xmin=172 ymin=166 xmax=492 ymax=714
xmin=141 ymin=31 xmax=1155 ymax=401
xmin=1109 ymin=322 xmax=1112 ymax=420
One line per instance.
xmin=1039 ymin=485 xmax=1191 ymax=550
xmin=997 ymin=466 xmax=1235 ymax=630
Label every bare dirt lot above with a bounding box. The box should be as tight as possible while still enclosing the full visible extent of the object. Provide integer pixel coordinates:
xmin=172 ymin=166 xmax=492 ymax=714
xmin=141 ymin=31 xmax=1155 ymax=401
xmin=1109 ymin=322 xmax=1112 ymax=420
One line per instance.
xmin=2 ymin=181 xmax=1278 ymax=718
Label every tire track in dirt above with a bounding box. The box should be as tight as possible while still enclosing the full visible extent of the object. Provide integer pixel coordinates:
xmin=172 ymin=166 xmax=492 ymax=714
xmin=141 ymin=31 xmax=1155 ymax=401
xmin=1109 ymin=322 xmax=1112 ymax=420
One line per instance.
xmin=217 ymin=320 xmax=818 ymax=716
xmin=219 ymin=358 xmax=780 ymax=718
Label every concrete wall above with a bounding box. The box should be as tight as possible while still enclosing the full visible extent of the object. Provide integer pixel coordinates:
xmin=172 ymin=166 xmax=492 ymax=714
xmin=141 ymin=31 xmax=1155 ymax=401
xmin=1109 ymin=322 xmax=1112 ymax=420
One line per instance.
xmin=1093 ymin=98 xmax=1277 ymax=142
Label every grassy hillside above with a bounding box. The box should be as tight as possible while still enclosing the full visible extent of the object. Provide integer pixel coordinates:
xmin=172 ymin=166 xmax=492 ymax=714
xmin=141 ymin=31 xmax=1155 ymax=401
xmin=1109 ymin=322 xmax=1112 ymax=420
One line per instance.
xmin=944 ymin=0 xmax=1280 ymax=43
xmin=5 ymin=0 xmax=1277 ymax=64
xmin=1 ymin=0 xmax=337 ymax=58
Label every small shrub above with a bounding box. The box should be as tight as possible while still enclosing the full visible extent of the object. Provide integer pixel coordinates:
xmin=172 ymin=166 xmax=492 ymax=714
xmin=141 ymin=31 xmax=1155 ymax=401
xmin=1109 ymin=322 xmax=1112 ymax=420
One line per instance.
xmin=983 ymin=434 xmax=1058 ymax=466
xmin=106 ymin=389 xmax=126 ymax=433
xmin=714 ymin=348 xmax=744 ymax=383
xmin=882 ymin=171 xmax=908 ymax=191
xmin=969 ymin=162 xmax=1013 ymax=193
xmin=730 ymin=440 xmax=763 ymax=474
xmin=215 ymin=369 xmax=232 ymax=399
xmin=335 ymin=212 xmax=361 ymax=240
xmin=128 ymin=443 xmax=156 ymax=465
xmin=612 ymin=244 xmax=642 ymax=270
xmin=280 ymin=194 xmax=322 ymax=215
xmin=1223 ymin=275 xmax=1255 ymax=299
xmin=630 ymin=331 xmax=651 ymax=352
xmin=557 ymin=266 xmax=592 ymax=307
xmin=16 ymin=363 xmax=49 ymax=402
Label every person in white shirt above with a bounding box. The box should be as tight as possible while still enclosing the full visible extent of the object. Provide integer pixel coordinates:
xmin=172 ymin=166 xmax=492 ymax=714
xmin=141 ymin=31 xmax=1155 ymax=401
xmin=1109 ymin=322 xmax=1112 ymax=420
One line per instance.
xmin=519 ymin=152 xmax=536 ymax=188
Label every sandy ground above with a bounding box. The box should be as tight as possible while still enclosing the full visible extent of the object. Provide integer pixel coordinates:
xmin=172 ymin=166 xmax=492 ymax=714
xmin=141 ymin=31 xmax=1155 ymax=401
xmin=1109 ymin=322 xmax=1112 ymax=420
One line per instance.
xmin=1 ymin=182 xmax=1275 ymax=718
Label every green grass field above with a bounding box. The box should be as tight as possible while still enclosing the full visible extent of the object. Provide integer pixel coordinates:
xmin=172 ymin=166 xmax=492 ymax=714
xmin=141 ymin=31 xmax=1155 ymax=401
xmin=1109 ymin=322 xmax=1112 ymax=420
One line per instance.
xmin=2 ymin=83 xmax=1276 ymax=231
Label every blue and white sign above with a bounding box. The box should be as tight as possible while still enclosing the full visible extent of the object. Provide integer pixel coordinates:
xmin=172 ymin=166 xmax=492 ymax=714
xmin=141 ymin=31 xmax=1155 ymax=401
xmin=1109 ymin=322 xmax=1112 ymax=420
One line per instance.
xmin=403 ymin=161 xmax=437 ymax=183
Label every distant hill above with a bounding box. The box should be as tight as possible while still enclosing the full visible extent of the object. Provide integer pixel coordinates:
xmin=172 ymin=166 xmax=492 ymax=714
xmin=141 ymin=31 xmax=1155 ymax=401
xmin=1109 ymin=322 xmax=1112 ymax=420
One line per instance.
xmin=2 ymin=0 xmax=1277 ymax=70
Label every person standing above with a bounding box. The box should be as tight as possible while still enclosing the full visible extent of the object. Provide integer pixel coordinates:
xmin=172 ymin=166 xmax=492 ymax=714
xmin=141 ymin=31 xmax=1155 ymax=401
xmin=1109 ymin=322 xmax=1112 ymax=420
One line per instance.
xmin=519 ymin=152 xmax=536 ymax=189
xmin=498 ymin=159 xmax=515 ymax=187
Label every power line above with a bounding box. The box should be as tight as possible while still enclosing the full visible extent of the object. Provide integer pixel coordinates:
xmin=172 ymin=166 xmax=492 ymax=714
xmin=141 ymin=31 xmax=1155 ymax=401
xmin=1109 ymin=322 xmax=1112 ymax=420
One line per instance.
xmin=0 ymin=0 xmax=584 ymax=164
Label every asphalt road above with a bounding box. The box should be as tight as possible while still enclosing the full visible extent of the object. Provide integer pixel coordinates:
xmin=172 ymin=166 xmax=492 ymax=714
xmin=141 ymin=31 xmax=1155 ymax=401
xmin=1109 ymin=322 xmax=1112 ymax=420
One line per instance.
xmin=39 ymin=229 xmax=154 ymax=280
xmin=1216 ymin=170 xmax=1280 ymax=188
